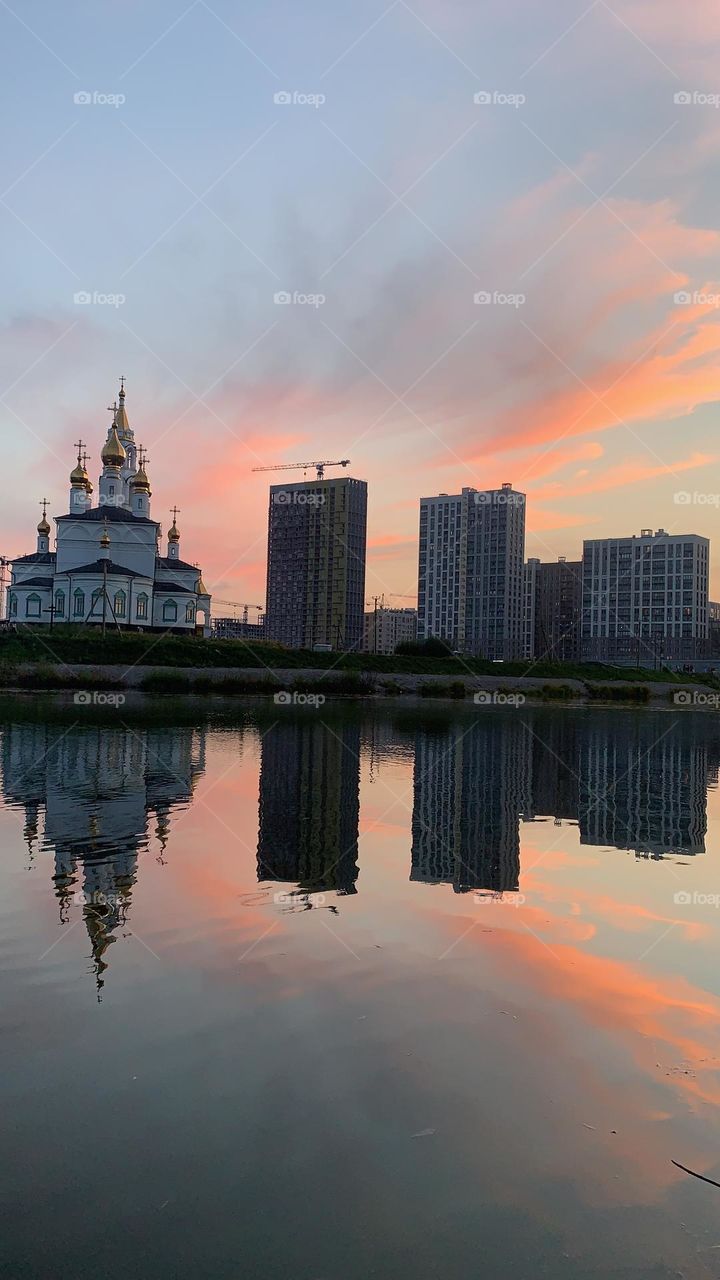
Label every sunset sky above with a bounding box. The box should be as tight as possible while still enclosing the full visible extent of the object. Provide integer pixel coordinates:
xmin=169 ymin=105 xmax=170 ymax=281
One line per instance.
xmin=2 ymin=0 xmax=720 ymax=606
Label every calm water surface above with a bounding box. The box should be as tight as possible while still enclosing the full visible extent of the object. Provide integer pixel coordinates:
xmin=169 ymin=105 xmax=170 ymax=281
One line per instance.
xmin=3 ymin=696 xmax=720 ymax=1279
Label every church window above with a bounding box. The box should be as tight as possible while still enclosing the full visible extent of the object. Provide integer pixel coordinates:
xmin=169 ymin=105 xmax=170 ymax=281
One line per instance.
xmin=186 ymin=602 xmax=195 ymax=622
xmin=73 ymin=589 xmax=85 ymax=617
xmin=136 ymin=498 xmax=142 ymax=510
xmin=136 ymin=593 xmax=148 ymax=620
xmin=26 ymin=593 xmax=41 ymax=619
xmin=114 ymin=589 xmax=127 ymax=618
xmin=9 ymin=593 xmax=17 ymax=617
xmin=54 ymin=590 xmax=65 ymax=617
xmin=163 ymin=600 xmax=178 ymax=622
xmin=90 ymin=587 xmax=103 ymax=616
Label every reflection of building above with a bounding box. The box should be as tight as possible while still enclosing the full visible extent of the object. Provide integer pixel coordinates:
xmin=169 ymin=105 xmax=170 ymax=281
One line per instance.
xmin=411 ymin=719 xmax=530 ymax=893
xmin=577 ymin=720 xmax=709 ymax=858
xmin=257 ymin=720 xmax=360 ymax=894
xmin=0 ymin=723 xmax=206 ymax=994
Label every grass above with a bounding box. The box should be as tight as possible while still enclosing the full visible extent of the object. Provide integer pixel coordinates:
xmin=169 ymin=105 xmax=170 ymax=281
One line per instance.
xmin=1 ymin=625 xmax=716 ymax=688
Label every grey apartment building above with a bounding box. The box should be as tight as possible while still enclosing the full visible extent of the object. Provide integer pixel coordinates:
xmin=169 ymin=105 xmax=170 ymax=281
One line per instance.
xmin=417 ymin=484 xmax=526 ymax=659
xmin=265 ymin=475 xmax=368 ymax=651
xmin=581 ymin=527 xmax=709 ymax=664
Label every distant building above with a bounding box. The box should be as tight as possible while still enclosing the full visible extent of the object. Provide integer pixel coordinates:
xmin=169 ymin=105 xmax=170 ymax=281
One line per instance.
xmin=265 ymin=476 xmax=367 ymax=651
xmin=581 ymin=528 xmax=710 ymax=664
xmin=362 ymin=606 xmax=417 ymax=654
xmin=213 ymin=616 xmax=265 ymax=642
xmin=535 ymin=557 xmax=582 ymax=662
xmin=710 ymin=601 xmax=720 ymax=657
xmin=522 ymin=559 xmax=539 ymax=660
xmin=417 ymin=483 xmax=526 ymax=658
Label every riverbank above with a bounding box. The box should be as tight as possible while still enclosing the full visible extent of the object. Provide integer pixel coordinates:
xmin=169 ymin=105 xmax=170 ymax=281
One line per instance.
xmin=0 ymin=660 xmax=716 ymax=706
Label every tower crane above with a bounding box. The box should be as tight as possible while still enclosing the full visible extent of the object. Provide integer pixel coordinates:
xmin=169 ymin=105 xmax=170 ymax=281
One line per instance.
xmin=213 ymin=600 xmax=263 ymax=625
xmin=252 ymin=459 xmax=350 ymax=481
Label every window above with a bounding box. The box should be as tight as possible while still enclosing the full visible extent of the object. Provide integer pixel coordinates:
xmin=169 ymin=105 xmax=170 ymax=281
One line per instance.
xmin=26 ymin=593 xmax=41 ymax=619
xmin=163 ymin=599 xmax=177 ymax=622
xmin=73 ymin=589 xmax=85 ymax=618
xmin=9 ymin=593 xmax=17 ymax=617
xmin=185 ymin=602 xmax=195 ymax=623
xmin=136 ymin=593 xmax=148 ymax=620
xmin=54 ymin=590 xmax=65 ymax=617
xmin=90 ymin=587 xmax=103 ymax=616
xmin=114 ymin=589 xmax=126 ymax=619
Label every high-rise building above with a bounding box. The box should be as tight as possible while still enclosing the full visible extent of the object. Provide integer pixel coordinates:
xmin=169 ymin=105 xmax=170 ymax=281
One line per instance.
xmin=535 ymin=557 xmax=582 ymax=662
xmin=417 ymin=483 xmax=526 ymax=658
xmin=362 ymin=606 xmax=417 ymax=654
xmin=265 ymin=475 xmax=367 ymax=651
xmin=522 ymin=558 xmax=539 ymax=660
xmin=581 ymin=528 xmax=710 ymax=664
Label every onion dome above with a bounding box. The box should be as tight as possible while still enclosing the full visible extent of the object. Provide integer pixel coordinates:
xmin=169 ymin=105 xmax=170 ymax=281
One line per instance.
xmin=168 ymin=520 xmax=180 ymax=543
xmin=37 ymin=512 xmax=50 ymax=535
xmin=70 ymin=459 xmax=91 ymax=491
xmin=197 ymin=576 xmax=207 ymax=595
xmin=130 ymin=465 xmax=151 ymax=492
xmin=101 ymin=425 xmax=126 ymax=469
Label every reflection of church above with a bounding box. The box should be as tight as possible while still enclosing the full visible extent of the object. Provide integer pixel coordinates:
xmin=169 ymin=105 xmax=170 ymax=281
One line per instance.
xmin=1 ymin=722 xmax=206 ymax=995
xmin=257 ymin=720 xmax=360 ymax=896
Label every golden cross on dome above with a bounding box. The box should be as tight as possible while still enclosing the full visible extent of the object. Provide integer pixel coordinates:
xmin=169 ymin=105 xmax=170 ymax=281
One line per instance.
xmin=107 ymin=401 xmax=117 ymax=415
xmin=73 ymin=438 xmax=86 ymax=464
xmin=170 ymin=505 xmax=180 ymax=523
xmin=138 ymin=445 xmax=149 ymax=469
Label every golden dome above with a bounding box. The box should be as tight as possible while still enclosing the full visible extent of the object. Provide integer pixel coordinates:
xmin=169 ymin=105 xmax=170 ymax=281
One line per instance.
xmin=70 ymin=460 xmax=91 ymax=490
xmin=130 ymin=466 xmax=150 ymax=492
xmin=197 ymin=577 xmax=207 ymax=595
xmin=37 ymin=514 xmax=50 ymax=535
xmin=168 ymin=521 xmax=180 ymax=543
xmin=101 ymin=426 xmax=126 ymax=468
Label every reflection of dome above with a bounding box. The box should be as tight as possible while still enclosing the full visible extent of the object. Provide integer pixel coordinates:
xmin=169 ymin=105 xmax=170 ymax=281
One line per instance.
xmin=101 ymin=426 xmax=126 ymax=468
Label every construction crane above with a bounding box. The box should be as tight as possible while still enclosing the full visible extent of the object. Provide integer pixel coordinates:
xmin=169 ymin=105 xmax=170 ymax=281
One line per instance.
xmin=213 ymin=600 xmax=263 ymax=625
xmin=252 ymin=459 xmax=350 ymax=481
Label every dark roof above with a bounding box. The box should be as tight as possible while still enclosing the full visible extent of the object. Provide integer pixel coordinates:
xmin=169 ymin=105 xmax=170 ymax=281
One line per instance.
xmin=57 ymin=507 xmax=158 ymax=525
xmin=153 ymin=581 xmax=195 ymax=595
xmin=13 ymin=577 xmax=53 ymax=588
xmin=55 ymin=560 xmax=152 ymax=579
xmin=156 ymin=556 xmax=200 ymax=571
xmin=12 ymin=552 xmax=55 ymax=565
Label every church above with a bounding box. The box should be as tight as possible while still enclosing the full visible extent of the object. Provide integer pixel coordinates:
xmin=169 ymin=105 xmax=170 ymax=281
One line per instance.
xmin=7 ymin=380 xmax=211 ymax=634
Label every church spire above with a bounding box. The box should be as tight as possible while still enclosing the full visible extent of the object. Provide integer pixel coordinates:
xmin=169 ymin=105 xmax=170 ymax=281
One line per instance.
xmin=36 ymin=498 xmax=50 ymax=553
xmin=167 ymin=506 xmax=181 ymax=559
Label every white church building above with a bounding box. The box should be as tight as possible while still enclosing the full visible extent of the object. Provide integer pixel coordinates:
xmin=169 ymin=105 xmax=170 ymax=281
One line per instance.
xmin=7 ymin=380 xmax=211 ymax=633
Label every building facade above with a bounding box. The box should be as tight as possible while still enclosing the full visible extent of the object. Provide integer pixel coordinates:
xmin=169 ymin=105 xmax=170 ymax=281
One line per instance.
xmin=581 ymin=528 xmax=709 ymax=664
xmin=534 ymin=557 xmax=582 ymax=662
xmin=522 ymin=559 xmax=539 ymax=660
xmin=362 ymin=606 xmax=417 ymax=654
xmin=7 ymin=381 xmax=211 ymax=633
xmin=264 ymin=475 xmax=368 ymax=651
xmin=417 ymin=484 xmax=526 ymax=659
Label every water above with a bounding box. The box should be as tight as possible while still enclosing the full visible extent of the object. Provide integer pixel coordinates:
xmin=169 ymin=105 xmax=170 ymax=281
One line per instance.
xmin=2 ymin=695 xmax=720 ymax=1279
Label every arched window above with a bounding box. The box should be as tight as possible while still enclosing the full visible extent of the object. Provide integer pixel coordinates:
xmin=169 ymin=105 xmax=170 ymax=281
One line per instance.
xmin=73 ymin=589 xmax=85 ymax=618
xmin=136 ymin=497 xmax=142 ymax=510
xmin=185 ymin=602 xmax=196 ymax=623
xmin=136 ymin=593 xmax=148 ymax=620
xmin=26 ymin=593 xmax=41 ymax=619
xmin=54 ymin=590 xmax=65 ymax=618
xmin=162 ymin=599 xmax=177 ymax=622
xmin=114 ymin=589 xmax=126 ymax=618
xmin=8 ymin=593 xmax=17 ymax=617
xmin=90 ymin=588 xmax=103 ymax=617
